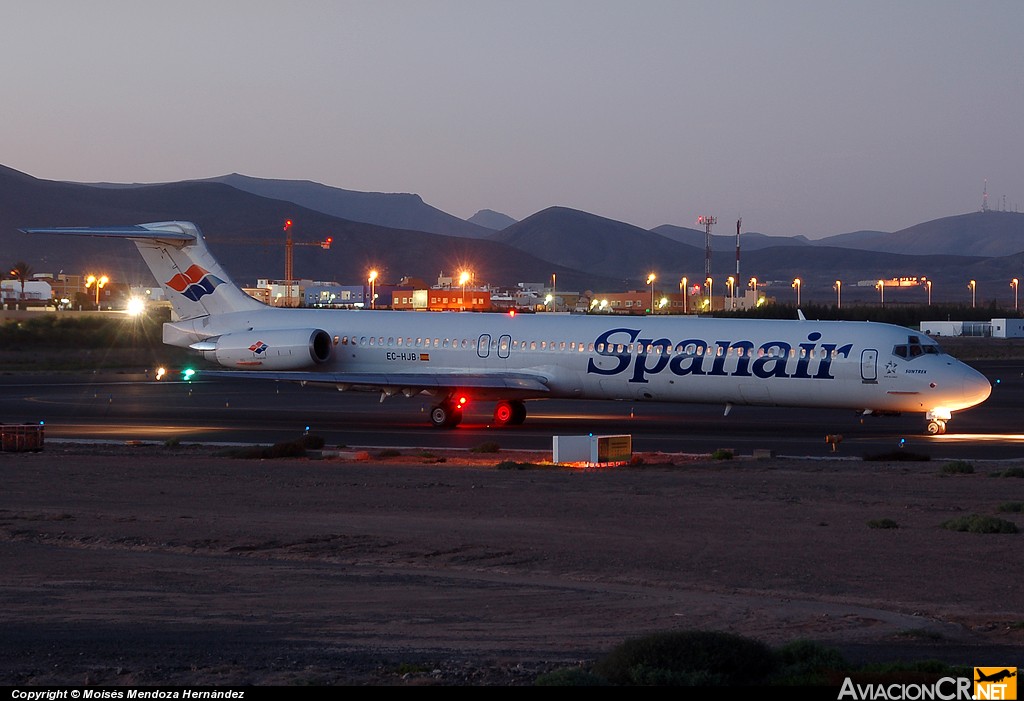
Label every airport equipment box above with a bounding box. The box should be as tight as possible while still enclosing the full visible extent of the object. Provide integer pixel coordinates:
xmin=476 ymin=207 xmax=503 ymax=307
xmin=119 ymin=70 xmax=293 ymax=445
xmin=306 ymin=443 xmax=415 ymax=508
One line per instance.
xmin=553 ymin=434 xmax=632 ymax=465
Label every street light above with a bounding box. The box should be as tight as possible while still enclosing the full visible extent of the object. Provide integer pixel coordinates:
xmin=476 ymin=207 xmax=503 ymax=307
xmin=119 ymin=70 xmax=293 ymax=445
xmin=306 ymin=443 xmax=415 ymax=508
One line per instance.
xmin=1012 ymin=278 xmax=1019 ymax=311
xmin=705 ymin=277 xmax=713 ymax=311
xmin=792 ymin=278 xmax=801 ymax=307
xmin=924 ymin=277 xmax=932 ymax=306
xmin=459 ymin=270 xmax=470 ymax=311
xmin=85 ymin=274 xmax=109 ymax=309
xmin=969 ymin=279 xmax=976 ymax=308
xmin=726 ymin=276 xmax=735 ymax=310
xmin=368 ymin=269 xmax=378 ymax=309
xmin=877 ymin=279 xmax=885 ymax=306
xmin=647 ymin=273 xmax=656 ymax=314
xmin=679 ymin=276 xmax=688 ymax=314
xmin=834 ymin=280 xmax=842 ymax=309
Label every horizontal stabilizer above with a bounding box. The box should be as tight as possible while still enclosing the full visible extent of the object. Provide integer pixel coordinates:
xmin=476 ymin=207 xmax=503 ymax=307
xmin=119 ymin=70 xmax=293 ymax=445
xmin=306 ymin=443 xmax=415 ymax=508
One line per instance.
xmin=21 ymin=222 xmax=196 ymax=244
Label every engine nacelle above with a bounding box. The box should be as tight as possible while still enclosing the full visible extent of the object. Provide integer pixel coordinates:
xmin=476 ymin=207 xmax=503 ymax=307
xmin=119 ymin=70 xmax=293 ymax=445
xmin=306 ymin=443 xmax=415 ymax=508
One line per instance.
xmin=202 ymin=328 xmax=333 ymax=370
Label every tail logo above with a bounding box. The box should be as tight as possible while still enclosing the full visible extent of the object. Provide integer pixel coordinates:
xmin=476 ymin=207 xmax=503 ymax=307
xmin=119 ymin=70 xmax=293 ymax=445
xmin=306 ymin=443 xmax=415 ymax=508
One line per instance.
xmin=166 ymin=265 xmax=225 ymax=302
xmin=249 ymin=341 xmax=268 ymax=355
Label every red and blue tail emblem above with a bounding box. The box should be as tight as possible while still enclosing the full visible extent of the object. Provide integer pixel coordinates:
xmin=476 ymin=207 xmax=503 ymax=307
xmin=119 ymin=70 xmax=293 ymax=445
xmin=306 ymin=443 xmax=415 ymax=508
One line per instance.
xmin=248 ymin=341 xmax=268 ymax=355
xmin=166 ymin=265 xmax=225 ymax=302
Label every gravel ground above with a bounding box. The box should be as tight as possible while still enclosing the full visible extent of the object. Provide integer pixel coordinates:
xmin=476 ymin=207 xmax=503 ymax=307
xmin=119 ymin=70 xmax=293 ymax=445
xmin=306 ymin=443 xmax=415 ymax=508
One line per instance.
xmin=1 ymin=443 xmax=1022 ymax=685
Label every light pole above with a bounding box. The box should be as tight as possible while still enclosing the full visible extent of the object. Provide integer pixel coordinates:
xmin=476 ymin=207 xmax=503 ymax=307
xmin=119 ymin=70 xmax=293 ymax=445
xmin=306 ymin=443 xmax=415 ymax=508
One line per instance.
xmin=551 ymin=273 xmax=556 ymax=312
xmin=679 ymin=276 xmax=687 ymax=314
xmin=85 ymin=274 xmax=109 ymax=309
xmin=1012 ymin=278 xmax=1019 ymax=311
xmin=969 ymin=279 xmax=976 ymax=308
xmin=792 ymin=278 xmax=801 ymax=307
xmin=459 ymin=270 xmax=470 ymax=311
xmin=834 ymin=280 xmax=842 ymax=309
xmin=368 ymin=269 xmax=378 ymax=309
xmin=924 ymin=278 xmax=932 ymax=306
xmin=705 ymin=277 xmax=713 ymax=311
xmin=877 ymin=279 xmax=885 ymax=307
xmin=647 ymin=273 xmax=656 ymax=314
xmin=726 ymin=276 xmax=735 ymax=310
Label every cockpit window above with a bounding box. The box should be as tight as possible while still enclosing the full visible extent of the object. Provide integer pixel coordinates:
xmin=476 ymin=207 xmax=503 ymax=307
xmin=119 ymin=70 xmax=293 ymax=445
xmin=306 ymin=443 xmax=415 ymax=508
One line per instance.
xmin=893 ymin=335 xmax=942 ymax=360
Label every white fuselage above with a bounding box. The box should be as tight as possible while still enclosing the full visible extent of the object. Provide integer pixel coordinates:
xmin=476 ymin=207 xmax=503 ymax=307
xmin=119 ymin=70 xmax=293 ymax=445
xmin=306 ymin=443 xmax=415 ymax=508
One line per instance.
xmin=169 ymin=308 xmax=992 ymax=416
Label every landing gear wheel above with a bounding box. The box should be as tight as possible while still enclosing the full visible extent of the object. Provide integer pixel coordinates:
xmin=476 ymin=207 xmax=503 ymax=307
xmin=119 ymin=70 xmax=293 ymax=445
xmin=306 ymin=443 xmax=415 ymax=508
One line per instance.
xmin=430 ymin=401 xmax=462 ymax=429
xmin=510 ymin=400 xmax=527 ymax=425
xmin=926 ymin=420 xmax=946 ymax=435
xmin=493 ymin=400 xmax=527 ymax=426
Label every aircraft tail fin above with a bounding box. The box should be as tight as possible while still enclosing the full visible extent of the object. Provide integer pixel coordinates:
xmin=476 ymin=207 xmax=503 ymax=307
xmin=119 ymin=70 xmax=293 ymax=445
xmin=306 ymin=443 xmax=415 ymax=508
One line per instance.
xmin=21 ymin=221 xmax=264 ymax=319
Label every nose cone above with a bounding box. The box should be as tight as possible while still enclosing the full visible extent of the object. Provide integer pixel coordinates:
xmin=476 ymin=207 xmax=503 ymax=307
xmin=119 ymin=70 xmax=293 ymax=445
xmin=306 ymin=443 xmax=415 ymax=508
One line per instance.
xmin=961 ymin=364 xmax=992 ymax=409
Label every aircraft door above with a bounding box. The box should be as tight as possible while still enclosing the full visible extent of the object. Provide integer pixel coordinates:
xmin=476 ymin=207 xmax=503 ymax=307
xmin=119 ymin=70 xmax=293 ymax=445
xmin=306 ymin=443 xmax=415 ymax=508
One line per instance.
xmin=477 ymin=334 xmax=491 ymax=359
xmin=861 ymin=349 xmax=878 ymax=383
xmin=498 ymin=334 xmax=511 ymax=359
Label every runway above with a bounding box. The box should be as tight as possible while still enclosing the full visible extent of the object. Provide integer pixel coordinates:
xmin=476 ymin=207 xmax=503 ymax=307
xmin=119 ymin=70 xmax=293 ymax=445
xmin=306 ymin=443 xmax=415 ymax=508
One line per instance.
xmin=3 ymin=358 xmax=1022 ymax=459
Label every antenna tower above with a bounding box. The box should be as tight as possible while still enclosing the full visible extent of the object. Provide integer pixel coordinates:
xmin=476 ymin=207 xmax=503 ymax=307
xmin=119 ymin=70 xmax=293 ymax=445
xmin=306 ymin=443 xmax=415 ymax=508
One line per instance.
xmin=698 ymin=215 xmax=717 ymax=280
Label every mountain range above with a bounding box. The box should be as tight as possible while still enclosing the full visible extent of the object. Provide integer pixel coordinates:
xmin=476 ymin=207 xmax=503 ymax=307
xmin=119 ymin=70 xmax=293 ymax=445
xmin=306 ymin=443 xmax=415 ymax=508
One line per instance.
xmin=4 ymin=164 xmax=1024 ymax=304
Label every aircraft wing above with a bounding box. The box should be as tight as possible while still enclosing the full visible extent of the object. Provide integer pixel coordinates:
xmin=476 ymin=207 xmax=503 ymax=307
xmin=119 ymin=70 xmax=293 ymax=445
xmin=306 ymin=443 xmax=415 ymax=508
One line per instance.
xmin=200 ymin=370 xmax=551 ymax=395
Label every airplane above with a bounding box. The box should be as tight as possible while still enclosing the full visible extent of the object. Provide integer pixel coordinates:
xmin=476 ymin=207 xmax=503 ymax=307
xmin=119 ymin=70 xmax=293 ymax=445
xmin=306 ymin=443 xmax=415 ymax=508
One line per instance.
xmin=976 ymin=669 xmax=1017 ymax=683
xmin=23 ymin=221 xmax=991 ymax=434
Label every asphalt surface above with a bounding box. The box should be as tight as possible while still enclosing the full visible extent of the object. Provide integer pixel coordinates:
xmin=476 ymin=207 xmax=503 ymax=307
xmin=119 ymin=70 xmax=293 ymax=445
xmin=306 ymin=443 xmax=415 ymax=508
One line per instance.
xmin=2 ymin=358 xmax=1022 ymax=459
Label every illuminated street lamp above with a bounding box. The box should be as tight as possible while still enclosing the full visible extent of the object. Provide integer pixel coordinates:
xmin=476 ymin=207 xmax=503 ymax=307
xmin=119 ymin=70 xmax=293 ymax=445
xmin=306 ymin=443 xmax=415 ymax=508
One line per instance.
xmin=876 ymin=279 xmax=885 ymax=306
xmin=923 ymin=277 xmax=932 ymax=306
xmin=969 ymin=279 xmax=976 ymax=308
xmin=705 ymin=277 xmax=713 ymax=312
xmin=726 ymin=276 xmax=735 ymax=310
xmin=459 ymin=270 xmax=470 ymax=311
xmin=85 ymin=274 xmax=109 ymax=309
xmin=679 ymin=276 xmax=688 ymax=314
xmin=647 ymin=273 xmax=656 ymax=314
xmin=1012 ymin=278 xmax=1019 ymax=311
xmin=792 ymin=278 xmax=801 ymax=307
xmin=834 ymin=280 xmax=842 ymax=309
xmin=368 ymin=269 xmax=378 ymax=309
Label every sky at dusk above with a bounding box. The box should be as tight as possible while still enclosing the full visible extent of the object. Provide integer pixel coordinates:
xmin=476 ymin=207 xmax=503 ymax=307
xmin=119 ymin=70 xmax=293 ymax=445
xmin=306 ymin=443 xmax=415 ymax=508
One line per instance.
xmin=3 ymin=1 xmax=1022 ymax=238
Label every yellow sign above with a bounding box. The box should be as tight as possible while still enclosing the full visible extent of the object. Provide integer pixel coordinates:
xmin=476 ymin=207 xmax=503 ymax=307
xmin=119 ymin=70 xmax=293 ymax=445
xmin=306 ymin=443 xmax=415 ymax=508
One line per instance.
xmin=975 ymin=668 xmax=1018 ymax=700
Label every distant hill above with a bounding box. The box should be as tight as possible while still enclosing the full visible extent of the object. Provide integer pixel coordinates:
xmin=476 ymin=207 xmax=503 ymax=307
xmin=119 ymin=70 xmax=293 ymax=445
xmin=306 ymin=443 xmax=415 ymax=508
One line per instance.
xmin=861 ymin=212 xmax=1024 ymax=257
xmin=197 ymin=174 xmax=494 ymax=239
xmin=1 ymin=166 xmax=606 ymax=290
xmin=812 ymin=229 xmax=891 ymax=249
xmin=468 ymin=209 xmax=517 ymax=231
xmin=494 ymin=207 xmax=704 ymax=281
xmin=6 ymin=162 xmax=1024 ymax=304
xmin=651 ymin=224 xmax=811 ymax=251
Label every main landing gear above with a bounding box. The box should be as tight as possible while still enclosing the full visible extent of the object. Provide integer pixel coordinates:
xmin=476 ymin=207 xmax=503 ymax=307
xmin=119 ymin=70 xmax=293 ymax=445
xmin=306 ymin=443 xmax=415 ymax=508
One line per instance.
xmin=493 ymin=399 xmax=527 ymax=426
xmin=429 ymin=399 xmax=463 ymax=429
xmin=428 ymin=398 xmax=528 ymax=429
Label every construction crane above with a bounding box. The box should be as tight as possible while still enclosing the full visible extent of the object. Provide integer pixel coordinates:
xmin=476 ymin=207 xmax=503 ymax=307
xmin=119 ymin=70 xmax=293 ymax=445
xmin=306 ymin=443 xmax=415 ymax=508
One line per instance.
xmin=282 ymin=219 xmax=332 ymax=286
xmin=215 ymin=220 xmax=332 ymax=307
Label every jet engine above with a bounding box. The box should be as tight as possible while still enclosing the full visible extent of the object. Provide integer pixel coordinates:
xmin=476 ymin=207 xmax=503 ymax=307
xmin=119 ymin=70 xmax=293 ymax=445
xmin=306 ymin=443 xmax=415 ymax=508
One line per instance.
xmin=198 ymin=328 xmax=333 ymax=370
